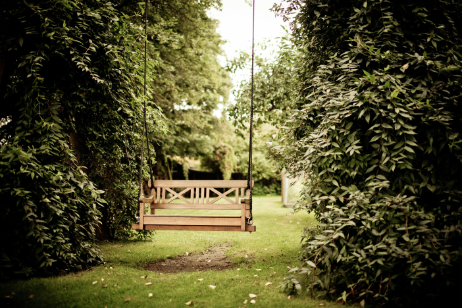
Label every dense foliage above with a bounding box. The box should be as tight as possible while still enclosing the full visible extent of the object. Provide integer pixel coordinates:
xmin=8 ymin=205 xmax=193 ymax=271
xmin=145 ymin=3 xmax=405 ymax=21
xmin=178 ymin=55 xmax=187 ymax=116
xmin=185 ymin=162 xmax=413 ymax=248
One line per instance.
xmin=119 ymin=0 xmax=234 ymax=180
xmin=227 ymin=39 xmax=298 ymax=192
xmin=238 ymin=0 xmax=462 ymax=306
xmin=0 ymin=0 xmax=164 ymax=276
xmin=229 ymin=37 xmax=298 ymax=133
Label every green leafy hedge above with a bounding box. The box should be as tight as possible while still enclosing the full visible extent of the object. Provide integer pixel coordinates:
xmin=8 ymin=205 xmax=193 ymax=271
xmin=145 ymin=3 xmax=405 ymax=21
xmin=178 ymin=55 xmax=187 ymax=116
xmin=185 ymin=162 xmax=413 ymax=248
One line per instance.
xmin=0 ymin=0 xmax=160 ymax=276
xmin=272 ymin=0 xmax=462 ymax=306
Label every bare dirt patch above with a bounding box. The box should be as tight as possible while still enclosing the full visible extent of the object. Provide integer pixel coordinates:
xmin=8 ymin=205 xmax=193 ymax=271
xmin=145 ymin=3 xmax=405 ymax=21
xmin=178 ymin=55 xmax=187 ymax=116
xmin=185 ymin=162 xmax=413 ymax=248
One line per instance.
xmin=145 ymin=243 xmax=235 ymax=274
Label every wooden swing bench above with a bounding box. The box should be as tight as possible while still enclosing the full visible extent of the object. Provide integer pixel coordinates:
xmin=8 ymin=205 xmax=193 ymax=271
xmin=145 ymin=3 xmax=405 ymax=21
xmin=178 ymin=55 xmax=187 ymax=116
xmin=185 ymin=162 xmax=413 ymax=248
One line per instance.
xmin=132 ymin=180 xmax=256 ymax=232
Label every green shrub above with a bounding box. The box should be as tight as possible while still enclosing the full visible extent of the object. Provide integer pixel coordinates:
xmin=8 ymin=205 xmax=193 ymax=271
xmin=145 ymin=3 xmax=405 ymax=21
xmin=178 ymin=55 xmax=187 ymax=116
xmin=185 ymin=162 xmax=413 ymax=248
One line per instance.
xmin=0 ymin=0 xmax=156 ymax=276
xmin=272 ymin=0 xmax=462 ymax=306
xmin=253 ymin=182 xmax=281 ymax=196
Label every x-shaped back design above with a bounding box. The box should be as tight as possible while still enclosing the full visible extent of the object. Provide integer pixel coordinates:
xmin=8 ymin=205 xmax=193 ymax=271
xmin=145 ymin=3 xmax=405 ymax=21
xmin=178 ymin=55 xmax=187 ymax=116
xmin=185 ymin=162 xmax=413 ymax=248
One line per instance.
xmin=165 ymin=187 xmax=191 ymax=204
xmin=209 ymin=188 xmax=237 ymax=204
xmin=161 ymin=187 xmax=239 ymax=204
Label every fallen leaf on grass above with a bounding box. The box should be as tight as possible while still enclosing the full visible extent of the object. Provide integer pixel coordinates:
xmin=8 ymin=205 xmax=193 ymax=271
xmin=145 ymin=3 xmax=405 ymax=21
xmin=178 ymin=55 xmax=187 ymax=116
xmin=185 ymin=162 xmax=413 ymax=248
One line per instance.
xmin=287 ymin=266 xmax=291 ymax=269
xmin=255 ymin=269 xmax=261 ymax=271
xmin=208 ymin=285 xmax=216 ymax=289
xmin=243 ymin=299 xmax=248 ymax=304
xmin=250 ymin=300 xmax=256 ymax=304
xmin=318 ymin=304 xmax=324 ymax=307
xmin=265 ymin=282 xmax=272 ymax=286
xmin=101 ymin=278 xmax=104 ymax=282
xmin=92 ymin=281 xmax=98 ymax=285
xmin=254 ymin=275 xmax=258 ymax=277
xmin=114 ymin=284 xmax=118 ymax=287
xmin=172 ymin=285 xmax=176 ymax=287
xmin=360 ymin=299 xmax=365 ymax=307
xmin=185 ymin=301 xmax=194 ymax=306
xmin=249 ymin=294 xmax=258 ymax=298
xmin=254 ymin=281 xmax=259 ymax=285
xmin=125 ymin=297 xmax=131 ymax=302
xmin=102 ymin=285 xmax=108 ymax=288
xmin=149 ymin=293 xmax=153 ymax=297
xmin=268 ymin=267 xmax=273 ymax=269
xmin=288 ymin=296 xmax=291 ymax=300
xmin=28 ymin=295 xmax=34 ymax=299
xmin=145 ymin=282 xmax=152 ymax=286
xmin=140 ymin=275 xmax=147 ymax=279
xmin=198 ymin=279 xmax=203 ymax=281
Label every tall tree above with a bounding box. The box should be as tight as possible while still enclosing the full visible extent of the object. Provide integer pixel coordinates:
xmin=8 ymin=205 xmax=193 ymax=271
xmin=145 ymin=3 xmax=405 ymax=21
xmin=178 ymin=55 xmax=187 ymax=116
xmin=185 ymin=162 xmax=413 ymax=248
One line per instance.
xmin=119 ymin=0 xmax=232 ymax=179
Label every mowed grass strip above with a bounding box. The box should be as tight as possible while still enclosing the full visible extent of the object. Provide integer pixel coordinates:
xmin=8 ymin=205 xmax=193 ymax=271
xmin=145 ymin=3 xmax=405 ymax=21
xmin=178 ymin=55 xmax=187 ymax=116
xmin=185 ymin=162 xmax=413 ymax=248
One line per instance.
xmin=0 ymin=196 xmax=341 ymax=308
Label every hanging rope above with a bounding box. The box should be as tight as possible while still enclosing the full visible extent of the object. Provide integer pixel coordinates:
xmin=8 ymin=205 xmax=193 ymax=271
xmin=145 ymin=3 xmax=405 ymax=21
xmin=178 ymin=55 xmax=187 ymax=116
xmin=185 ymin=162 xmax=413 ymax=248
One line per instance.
xmin=143 ymin=0 xmax=154 ymax=187
xmin=246 ymin=0 xmax=255 ymax=225
xmin=138 ymin=0 xmax=154 ymax=202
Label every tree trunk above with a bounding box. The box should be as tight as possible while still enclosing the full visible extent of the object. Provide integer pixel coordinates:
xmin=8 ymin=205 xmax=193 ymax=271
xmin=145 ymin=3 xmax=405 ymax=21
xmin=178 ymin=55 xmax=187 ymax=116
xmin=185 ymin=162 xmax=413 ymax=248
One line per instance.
xmin=70 ymin=131 xmax=112 ymax=240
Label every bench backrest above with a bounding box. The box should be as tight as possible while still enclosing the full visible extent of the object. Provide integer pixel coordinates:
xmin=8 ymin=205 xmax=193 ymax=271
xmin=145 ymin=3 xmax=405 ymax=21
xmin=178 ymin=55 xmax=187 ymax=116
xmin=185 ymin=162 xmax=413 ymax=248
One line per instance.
xmin=149 ymin=180 xmax=253 ymax=205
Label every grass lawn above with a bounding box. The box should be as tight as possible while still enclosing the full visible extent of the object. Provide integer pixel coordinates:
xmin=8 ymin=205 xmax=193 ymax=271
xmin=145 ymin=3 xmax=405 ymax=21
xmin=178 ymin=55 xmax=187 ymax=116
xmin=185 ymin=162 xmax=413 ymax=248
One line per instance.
xmin=0 ymin=195 xmax=342 ymax=308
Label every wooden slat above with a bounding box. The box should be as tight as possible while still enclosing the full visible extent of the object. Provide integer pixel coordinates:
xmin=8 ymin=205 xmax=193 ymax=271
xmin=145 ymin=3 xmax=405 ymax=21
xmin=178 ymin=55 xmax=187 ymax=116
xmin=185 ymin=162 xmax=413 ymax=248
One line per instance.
xmin=241 ymin=188 xmax=244 ymax=198
xmin=191 ymin=187 xmax=195 ymax=204
xmin=143 ymin=215 xmax=241 ymax=226
xmin=141 ymin=225 xmax=256 ymax=232
xmin=139 ymin=202 xmax=144 ymax=226
xmin=235 ymin=188 xmax=238 ymax=204
xmin=241 ymin=203 xmax=245 ymax=231
xmin=156 ymin=187 xmax=160 ymax=203
xmin=206 ymin=188 xmax=210 ymax=203
xmin=151 ymin=180 xmax=254 ymax=188
xmin=150 ymin=204 xmax=251 ymax=210
xmin=162 ymin=188 xmax=166 ymax=203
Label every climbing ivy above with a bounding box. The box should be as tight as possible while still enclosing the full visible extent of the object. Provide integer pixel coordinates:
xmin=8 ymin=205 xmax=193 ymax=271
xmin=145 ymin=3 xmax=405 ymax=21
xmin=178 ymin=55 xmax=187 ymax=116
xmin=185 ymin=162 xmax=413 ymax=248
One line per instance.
xmin=268 ymin=0 xmax=462 ymax=306
xmin=0 ymin=0 xmax=165 ymax=276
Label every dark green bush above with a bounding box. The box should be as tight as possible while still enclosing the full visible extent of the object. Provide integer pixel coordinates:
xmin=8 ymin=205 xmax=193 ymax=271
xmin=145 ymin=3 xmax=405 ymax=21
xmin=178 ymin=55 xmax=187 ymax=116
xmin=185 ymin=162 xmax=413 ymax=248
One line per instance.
xmin=0 ymin=0 xmax=156 ymax=276
xmin=272 ymin=0 xmax=462 ymax=306
xmin=253 ymin=182 xmax=281 ymax=196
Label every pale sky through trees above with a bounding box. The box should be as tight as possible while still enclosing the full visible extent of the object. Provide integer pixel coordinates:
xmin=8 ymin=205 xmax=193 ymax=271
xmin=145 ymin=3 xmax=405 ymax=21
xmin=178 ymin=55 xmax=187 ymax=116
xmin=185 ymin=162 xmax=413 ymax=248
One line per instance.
xmin=209 ymin=0 xmax=286 ymax=116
